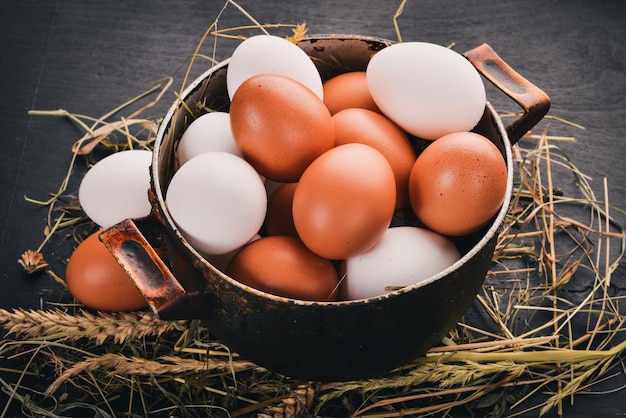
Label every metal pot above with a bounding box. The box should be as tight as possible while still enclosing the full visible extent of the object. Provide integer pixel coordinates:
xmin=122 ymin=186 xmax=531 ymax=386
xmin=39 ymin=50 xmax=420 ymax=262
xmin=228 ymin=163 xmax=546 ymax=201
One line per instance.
xmin=100 ymin=35 xmax=550 ymax=381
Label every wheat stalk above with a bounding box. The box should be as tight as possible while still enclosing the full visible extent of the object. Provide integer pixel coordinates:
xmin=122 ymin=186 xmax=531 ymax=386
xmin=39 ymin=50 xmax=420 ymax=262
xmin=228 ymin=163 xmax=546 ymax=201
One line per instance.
xmin=45 ymin=352 xmax=260 ymax=395
xmin=9 ymin=2 xmax=625 ymax=416
xmin=0 ymin=308 xmax=181 ymax=345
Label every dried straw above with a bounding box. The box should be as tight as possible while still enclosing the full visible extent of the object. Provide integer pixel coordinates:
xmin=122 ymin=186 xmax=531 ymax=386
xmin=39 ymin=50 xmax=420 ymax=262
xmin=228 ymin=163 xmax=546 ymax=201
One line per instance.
xmin=45 ymin=353 xmax=259 ymax=395
xmin=5 ymin=2 xmax=625 ymax=417
xmin=0 ymin=308 xmax=180 ymax=345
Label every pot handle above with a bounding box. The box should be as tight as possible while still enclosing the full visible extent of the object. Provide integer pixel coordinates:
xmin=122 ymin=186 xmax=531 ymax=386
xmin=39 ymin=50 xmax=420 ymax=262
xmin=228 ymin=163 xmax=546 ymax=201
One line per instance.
xmin=99 ymin=217 xmax=208 ymax=320
xmin=463 ymin=43 xmax=550 ymax=145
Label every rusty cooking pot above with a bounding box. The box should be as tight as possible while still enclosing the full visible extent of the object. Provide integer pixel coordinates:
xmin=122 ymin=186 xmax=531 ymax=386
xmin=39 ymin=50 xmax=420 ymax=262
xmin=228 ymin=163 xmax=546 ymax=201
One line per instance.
xmin=100 ymin=35 xmax=550 ymax=381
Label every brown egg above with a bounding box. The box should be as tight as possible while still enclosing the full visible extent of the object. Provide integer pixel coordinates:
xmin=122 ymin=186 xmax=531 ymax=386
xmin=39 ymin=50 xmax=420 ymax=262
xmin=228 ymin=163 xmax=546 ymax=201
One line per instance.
xmin=230 ymin=73 xmax=335 ymax=183
xmin=323 ymin=71 xmax=381 ymax=115
xmin=332 ymin=108 xmax=417 ymax=209
xmin=408 ymin=132 xmax=508 ymax=236
xmin=265 ymin=182 xmax=299 ymax=237
xmin=292 ymin=143 xmax=396 ymax=260
xmin=65 ymin=230 xmax=148 ymax=312
xmin=226 ymin=236 xmax=339 ymax=301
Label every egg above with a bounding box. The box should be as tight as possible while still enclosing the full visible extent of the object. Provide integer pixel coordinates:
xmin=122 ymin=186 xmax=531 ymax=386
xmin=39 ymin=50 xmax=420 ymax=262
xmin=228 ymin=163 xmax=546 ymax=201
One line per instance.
xmin=332 ymin=108 xmax=417 ymax=209
xmin=176 ymin=111 xmax=240 ymax=167
xmin=226 ymin=235 xmax=339 ymax=301
xmin=78 ymin=150 xmax=152 ymax=228
xmin=65 ymin=230 xmax=148 ymax=312
xmin=230 ymin=73 xmax=335 ymax=183
xmin=408 ymin=132 xmax=508 ymax=236
xmin=339 ymin=226 xmax=461 ymax=300
xmin=265 ymin=182 xmax=299 ymax=237
xmin=366 ymin=42 xmax=486 ymax=140
xmin=226 ymin=34 xmax=323 ymax=100
xmin=165 ymin=152 xmax=267 ymax=255
xmin=292 ymin=143 xmax=396 ymax=260
xmin=322 ymin=71 xmax=381 ymax=115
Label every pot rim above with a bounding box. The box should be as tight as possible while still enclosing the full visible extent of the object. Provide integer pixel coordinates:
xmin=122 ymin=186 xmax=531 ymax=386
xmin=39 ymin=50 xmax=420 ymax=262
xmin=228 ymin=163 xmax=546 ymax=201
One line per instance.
xmin=150 ymin=35 xmax=514 ymax=306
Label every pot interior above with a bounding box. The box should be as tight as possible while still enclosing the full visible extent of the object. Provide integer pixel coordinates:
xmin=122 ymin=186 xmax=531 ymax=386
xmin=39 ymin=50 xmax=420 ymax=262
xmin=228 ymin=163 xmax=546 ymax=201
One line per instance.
xmin=151 ymin=34 xmax=513 ymax=304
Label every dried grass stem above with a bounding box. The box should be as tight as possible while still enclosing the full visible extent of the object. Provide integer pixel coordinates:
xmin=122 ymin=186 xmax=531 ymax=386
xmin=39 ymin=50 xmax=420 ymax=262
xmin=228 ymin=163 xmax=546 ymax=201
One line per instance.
xmin=0 ymin=308 xmax=180 ymax=345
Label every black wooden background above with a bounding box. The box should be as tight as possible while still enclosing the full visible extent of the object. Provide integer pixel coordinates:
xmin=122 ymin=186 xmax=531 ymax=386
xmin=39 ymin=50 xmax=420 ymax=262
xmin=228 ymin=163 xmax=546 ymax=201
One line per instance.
xmin=1 ymin=1 xmax=625 ymax=416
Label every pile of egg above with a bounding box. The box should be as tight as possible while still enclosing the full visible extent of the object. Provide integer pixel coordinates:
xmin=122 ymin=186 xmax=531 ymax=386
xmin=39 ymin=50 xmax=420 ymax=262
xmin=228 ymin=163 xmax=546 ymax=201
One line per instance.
xmin=67 ymin=35 xmax=508 ymax=311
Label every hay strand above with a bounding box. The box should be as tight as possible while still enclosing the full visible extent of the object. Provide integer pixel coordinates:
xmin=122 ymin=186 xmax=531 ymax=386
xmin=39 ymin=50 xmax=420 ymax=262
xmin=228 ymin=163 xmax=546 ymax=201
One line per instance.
xmin=6 ymin=2 xmax=625 ymax=416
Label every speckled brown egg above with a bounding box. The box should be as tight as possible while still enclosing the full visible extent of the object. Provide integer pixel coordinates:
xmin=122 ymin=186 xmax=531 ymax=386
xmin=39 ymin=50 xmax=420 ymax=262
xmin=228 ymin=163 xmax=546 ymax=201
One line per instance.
xmin=332 ymin=108 xmax=417 ymax=209
xmin=65 ymin=230 xmax=148 ymax=312
xmin=226 ymin=235 xmax=339 ymax=301
xmin=292 ymin=143 xmax=396 ymax=260
xmin=322 ymin=71 xmax=381 ymax=115
xmin=229 ymin=73 xmax=335 ymax=183
xmin=408 ymin=132 xmax=508 ymax=236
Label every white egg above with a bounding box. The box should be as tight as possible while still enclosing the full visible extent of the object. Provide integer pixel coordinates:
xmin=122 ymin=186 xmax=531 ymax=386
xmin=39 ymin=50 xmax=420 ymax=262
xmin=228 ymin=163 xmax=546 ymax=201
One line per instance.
xmin=78 ymin=150 xmax=152 ymax=228
xmin=176 ymin=112 xmax=241 ymax=167
xmin=366 ymin=42 xmax=486 ymax=140
xmin=166 ymin=152 xmax=267 ymax=255
xmin=226 ymin=34 xmax=323 ymax=100
xmin=340 ymin=226 xmax=461 ymax=300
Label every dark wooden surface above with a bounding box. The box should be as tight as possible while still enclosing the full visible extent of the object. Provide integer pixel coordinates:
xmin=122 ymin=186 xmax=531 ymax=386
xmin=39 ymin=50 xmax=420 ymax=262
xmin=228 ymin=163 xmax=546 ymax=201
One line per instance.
xmin=1 ymin=1 xmax=625 ymax=416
